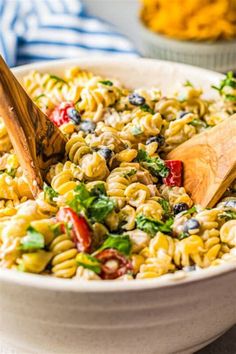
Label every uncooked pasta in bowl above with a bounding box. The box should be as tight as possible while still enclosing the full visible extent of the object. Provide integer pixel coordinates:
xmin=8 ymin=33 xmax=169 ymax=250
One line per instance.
xmin=0 ymin=65 xmax=235 ymax=281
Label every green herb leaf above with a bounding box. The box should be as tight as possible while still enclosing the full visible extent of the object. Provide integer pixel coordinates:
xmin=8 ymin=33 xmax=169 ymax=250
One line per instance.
xmin=140 ymin=104 xmax=154 ymax=114
xmin=97 ymin=234 xmax=132 ymax=256
xmin=89 ymin=196 xmax=115 ymax=223
xmin=225 ymin=94 xmax=236 ymax=102
xmin=34 ymin=94 xmax=46 ymax=101
xmin=136 ymin=215 xmax=173 ymax=236
xmin=48 ymin=75 xmax=68 ymax=85
xmin=189 ymin=119 xmax=208 ymax=128
xmin=123 ymin=169 xmax=137 ymax=178
xmin=184 ymin=80 xmax=194 ymax=88
xmin=178 ymin=232 xmax=189 ymax=240
xmin=43 ymin=183 xmax=59 ymax=204
xmin=211 ymin=72 xmax=236 ymax=101
xmin=131 ymin=126 xmax=142 ymax=135
xmin=158 ymin=198 xmax=171 ymax=216
xmin=219 ymin=210 xmax=236 ymax=221
xmin=182 ymin=206 xmax=197 ymax=215
xmin=6 ymin=168 xmax=17 ymax=177
xmin=20 ymin=226 xmax=45 ymax=250
xmin=69 ymin=183 xmax=115 ymax=223
xmin=99 ymin=80 xmax=113 ymax=86
xmin=50 ymin=223 xmax=63 ymax=237
xmin=76 ymin=253 xmax=101 ymax=274
xmin=90 ymin=183 xmax=107 ymax=196
xmin=137 ymin=149 xmax=169 ymax=178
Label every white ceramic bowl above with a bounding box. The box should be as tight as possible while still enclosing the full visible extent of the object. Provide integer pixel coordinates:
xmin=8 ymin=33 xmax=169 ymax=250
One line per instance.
xmin=0 ymin=58 xmax=236 ymax=354
xmin=139 ymin=21 xmax=236 ymax=72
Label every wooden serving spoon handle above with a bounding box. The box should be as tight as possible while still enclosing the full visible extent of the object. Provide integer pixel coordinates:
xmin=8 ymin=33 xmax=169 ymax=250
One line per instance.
xmin=0 ymin=56 xmax=67 ymax=197
xmin=167 ymin=114 xmax=236 ymax=208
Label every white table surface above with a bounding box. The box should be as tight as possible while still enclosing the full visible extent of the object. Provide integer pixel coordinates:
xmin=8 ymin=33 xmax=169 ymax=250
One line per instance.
xmin=0 ymin=1 xmax=235 ymax=353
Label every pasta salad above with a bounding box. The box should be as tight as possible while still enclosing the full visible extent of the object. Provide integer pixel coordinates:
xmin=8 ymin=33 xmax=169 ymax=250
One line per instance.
xmin=0 ymin=67 xmax=235 ymax=280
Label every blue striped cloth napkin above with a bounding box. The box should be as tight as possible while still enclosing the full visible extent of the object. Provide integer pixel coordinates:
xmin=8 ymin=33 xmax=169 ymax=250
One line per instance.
xmin=0 ymin=0 xmax=138 ymax=67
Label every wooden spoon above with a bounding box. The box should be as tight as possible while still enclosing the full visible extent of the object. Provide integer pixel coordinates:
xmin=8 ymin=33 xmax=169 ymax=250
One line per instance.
xmin=167 ymin=114 xmax=236 ymax=208
xmin=0 ymin=56 xmax=67 ymax=197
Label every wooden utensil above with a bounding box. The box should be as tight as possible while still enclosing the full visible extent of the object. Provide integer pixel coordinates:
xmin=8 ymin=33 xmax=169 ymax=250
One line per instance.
xmin=0 ymin=56 xmax=67 ymax=197
xmin=167 ymin=114 xmax=236 ymax=208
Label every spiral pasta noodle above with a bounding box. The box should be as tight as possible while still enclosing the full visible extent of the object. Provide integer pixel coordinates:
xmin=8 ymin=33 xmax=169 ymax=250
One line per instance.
xmin=0 ymin=66 xmax=235 ymax=281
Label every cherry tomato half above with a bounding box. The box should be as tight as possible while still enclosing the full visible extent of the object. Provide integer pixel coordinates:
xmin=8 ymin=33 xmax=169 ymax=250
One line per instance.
xmin=56 ymin=207 xmax=91 ymax=252
xmin=95 ymin=248 xmax=132 ymax=280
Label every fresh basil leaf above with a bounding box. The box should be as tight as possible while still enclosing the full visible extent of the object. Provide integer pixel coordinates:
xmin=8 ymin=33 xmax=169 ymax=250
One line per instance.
xmin=178 ymin=232 xmax=190 ymax=240
xmin=50 ymin=222 xmax=63 ymax=237
xmin=158 ymin=198 xmax=171 ymax=216
xmin=90 ymin=183 xmax=107 ymax=196
xmin=69 ymin=183 xmax=115 ymax=222
xmin=98 ymin=234 xmax=131 ymax=256
xmin=219 ymin=210 xmax=236 ymax=221
xmin=189 ymin=119 xmax=208 ymax=128
xmin=136 ymin=149 xmax=149 ymax=161
xmin=212 ymin=72 xmax=236 ymax=101
xmin=43 ymin=183 xmax=59 ymax=204
xmin=20 ymin=226 xmax=45 ymax=250
xmin=48 ymin=75 xmax=68 ymax=85
xmin=76 ymin=253 xmax=101 ymax=274
xmin=123 ymin=169 xmax=137 ymax=178
xmin=184 ymin=80 xmax=194 ymax=88
xmin=89 ymin=196 xmax=115 ymax=223
xmin=225 ymin=94 xmax=236 ymax=102
xmin=140 ymin=104 xmax=154 ymax=114
xmin=99 ymin=80 xmax=113 ymax=86
xmin=182 ymin=206 xmax=197 ymax=215
xmin=137 ymin=149 xmax=169 ymax=178
xmin=136 ymin=215 xmax=173 ymax=236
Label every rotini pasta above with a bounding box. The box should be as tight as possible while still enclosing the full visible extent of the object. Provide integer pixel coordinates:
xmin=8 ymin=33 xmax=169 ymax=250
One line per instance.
xmin=0 ymin=67 xmax=235 ymax=280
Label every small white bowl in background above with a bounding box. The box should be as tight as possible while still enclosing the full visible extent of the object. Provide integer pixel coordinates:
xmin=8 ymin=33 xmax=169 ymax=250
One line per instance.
xmin=139 ymin=21 xmax=236 ymax=72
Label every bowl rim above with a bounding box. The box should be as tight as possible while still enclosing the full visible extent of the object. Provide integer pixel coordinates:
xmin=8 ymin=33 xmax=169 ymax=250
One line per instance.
xmin=0 ymin=56 xmax=235 ymax=293
xmin=138 ymin=19 xmax=236 ymax=47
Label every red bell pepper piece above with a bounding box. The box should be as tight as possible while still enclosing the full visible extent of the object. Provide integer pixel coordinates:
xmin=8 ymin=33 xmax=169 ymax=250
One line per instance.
xmin=49 ymin=101 xmax=74 ymax=127
xmin=56 ymin=207 xmax=91 ymax=252
xmin=163 ymin=160 xmax=183 ymax=187
xmin=95 ymin=248 xmax=132 ymax=280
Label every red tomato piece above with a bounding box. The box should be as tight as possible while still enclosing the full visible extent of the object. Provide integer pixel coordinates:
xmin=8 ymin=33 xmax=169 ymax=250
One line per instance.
xmin=163 ymin=160 xmax=183 ymax=187
xmin=49 ymin=102 xmax=74 ymax=127
xmin=56 ymin=207 xmax=91 ymax=252
xmin=95 ymin=248 xmax=132 ymax=280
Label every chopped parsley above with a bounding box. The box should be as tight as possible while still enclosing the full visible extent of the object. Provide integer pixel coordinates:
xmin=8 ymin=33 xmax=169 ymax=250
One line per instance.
xmin=136 ymin=214 xmax=173 ymax=236
xmin=99 ymin=80 xmax=113 ymax=86
xmin=69 ymin=183 xmax=115 ymax=223
xmin=136 ymin=149 xmax=169 ymax=178
xmin=20 ymin=226 xmax=45 ymax=251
